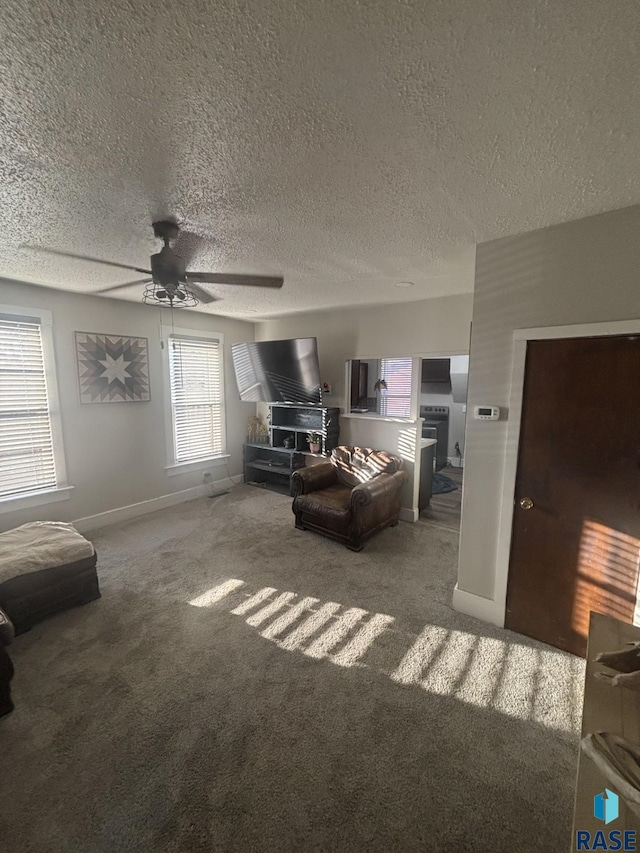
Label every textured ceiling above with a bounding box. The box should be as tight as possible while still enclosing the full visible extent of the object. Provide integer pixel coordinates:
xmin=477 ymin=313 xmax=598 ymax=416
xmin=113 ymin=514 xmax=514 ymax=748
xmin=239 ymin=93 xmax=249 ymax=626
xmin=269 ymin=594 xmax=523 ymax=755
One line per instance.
xmin=1 ymin=0 xmax=639 ymax=319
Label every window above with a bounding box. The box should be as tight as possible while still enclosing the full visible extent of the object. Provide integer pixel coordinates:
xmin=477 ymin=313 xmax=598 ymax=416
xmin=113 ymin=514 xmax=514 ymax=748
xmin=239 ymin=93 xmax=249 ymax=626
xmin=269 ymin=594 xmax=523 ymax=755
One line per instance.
xmin=0 ymin=308 xmax=67 ymax=503
xmin=168 ymin=334 xmax=225 ymax=463
xmin=378 ymin=357 xmax=412 ymax=419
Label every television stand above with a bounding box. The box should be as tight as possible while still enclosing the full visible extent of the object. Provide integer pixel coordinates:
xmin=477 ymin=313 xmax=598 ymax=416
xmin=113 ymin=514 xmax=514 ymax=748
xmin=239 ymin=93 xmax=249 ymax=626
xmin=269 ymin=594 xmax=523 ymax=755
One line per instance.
xmin=244 ymin=404 xmax=340 ymax=494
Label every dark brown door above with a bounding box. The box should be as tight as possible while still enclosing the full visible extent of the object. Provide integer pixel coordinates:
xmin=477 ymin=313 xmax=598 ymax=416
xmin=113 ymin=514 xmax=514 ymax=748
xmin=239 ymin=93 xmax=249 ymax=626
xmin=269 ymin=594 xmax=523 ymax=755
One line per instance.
xmin=505 ymin=335 xmax=640 ymax=657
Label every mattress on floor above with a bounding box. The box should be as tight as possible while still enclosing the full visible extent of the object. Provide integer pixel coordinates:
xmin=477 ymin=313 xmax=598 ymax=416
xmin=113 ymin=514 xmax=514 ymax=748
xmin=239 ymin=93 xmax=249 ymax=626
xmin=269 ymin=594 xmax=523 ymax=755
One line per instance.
xmin=0 ymin=554 xmax=100 ymax=634
xmin=0 ymin=522 xmax=99 ymax=634
xmin=0 ymin=521 xmax=95 ymax=584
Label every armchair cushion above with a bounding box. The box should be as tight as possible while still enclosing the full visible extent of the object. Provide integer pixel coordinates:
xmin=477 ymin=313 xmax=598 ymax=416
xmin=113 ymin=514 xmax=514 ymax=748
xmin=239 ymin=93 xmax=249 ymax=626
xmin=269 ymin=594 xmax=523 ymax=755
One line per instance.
xmin=331 ymin=446 xmax=403 ymax=488
xmin=293 ymin=484 xmax=352 ymax=537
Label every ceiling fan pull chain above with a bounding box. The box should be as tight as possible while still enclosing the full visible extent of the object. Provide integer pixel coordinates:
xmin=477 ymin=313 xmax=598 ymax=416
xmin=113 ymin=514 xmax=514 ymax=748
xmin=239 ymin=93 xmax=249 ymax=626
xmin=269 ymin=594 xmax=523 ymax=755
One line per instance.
xmin=158 ymin=304 xmax=165 ymax=348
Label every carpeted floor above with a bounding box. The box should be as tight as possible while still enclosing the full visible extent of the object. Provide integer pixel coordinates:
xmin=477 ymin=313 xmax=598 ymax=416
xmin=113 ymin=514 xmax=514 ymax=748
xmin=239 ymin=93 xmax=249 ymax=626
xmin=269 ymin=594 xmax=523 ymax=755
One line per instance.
xmin=0 ymin=485 xmax=584 ymax=852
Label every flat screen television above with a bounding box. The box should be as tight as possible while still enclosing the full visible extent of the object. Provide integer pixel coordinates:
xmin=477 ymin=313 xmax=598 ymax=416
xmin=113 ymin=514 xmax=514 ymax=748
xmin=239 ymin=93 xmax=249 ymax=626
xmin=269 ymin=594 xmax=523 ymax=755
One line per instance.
xmin=231 ymin=337 xmax=322 ymax=404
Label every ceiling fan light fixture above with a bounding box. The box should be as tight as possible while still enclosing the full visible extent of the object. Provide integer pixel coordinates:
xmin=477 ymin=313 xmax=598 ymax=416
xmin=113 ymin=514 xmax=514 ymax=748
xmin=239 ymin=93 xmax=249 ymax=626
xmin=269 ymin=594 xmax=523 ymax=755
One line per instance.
xmin=142 ymin=281 xmax=199 ymax=308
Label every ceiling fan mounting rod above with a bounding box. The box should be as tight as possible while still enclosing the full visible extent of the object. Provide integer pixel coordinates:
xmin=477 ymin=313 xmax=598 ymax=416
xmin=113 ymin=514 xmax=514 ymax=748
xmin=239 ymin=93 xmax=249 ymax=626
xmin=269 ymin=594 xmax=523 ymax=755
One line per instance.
xmin=152 ymin=220 xmax=180 ymax=243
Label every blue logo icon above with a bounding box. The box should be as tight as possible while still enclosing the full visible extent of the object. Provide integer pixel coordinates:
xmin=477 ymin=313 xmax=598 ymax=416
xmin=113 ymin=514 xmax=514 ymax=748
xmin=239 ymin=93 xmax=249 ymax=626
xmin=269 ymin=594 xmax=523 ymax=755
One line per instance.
xmin=576 ymin=789 xmax=635 ymax=850
xmin=594 ymin=789 xmax=619 ymax=825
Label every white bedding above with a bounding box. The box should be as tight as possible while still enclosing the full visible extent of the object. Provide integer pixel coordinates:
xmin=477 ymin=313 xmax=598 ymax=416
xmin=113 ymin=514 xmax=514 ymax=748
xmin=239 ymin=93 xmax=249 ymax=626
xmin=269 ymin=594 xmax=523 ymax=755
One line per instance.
xmin=0 ymin=521 xmax=95 ymax=583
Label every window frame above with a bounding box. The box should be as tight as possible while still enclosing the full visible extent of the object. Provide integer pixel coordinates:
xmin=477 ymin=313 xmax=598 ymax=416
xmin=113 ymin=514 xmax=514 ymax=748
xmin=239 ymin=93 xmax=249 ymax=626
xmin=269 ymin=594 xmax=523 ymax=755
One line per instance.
xmin=343 ymin=356 xmax=423 ymax=422
xmin=162 ymin=326 xmax=229 ymax=475
xmin=378 ymin=356 xmax=413 ymax=419
xmin=0 ymin=304 xmax=72 ymax=512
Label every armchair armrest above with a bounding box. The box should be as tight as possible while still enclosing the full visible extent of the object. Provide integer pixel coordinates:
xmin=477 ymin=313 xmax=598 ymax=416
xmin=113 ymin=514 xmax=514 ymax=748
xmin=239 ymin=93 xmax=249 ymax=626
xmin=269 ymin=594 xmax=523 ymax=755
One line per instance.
xmin=291 ymin=462 xmax=338 ymax=497
xmin=351 ymin=469 xmax=408 ymax=508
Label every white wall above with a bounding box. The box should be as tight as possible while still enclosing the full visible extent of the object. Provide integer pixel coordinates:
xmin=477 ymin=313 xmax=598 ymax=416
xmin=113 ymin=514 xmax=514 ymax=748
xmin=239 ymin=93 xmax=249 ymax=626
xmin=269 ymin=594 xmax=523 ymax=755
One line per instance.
xmin=0 ymin=280 xmax=256 ymax=531
xmin=340 ymin=416 xmax=421 ymax=515
xmin=256 ymin=294 xmax=474 ymax=516
xmin=257 ymin=294 xmax=473 ymax=403
xmin=457 ymin=204 xmax=640 ymax=616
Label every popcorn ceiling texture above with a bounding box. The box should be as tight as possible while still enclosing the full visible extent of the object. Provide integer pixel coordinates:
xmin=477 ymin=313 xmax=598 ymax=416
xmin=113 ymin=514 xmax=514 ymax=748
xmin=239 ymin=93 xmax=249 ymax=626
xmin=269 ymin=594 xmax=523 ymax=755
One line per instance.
xmin=1 ymin=0 xmax=639 ymax=318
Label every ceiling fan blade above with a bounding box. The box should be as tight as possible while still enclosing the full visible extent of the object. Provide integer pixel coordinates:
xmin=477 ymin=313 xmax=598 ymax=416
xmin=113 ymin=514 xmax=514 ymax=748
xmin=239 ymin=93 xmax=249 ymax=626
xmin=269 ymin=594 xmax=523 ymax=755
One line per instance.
xmin=186 ymin=272 xmax=284 ymax=289
xmin=186 ymin=283 xmax=222 ymax=304
xmin=24 ymin=245 xmax=151 ymax=276
xmin=95 ymin=278 xmax=153 ymax=293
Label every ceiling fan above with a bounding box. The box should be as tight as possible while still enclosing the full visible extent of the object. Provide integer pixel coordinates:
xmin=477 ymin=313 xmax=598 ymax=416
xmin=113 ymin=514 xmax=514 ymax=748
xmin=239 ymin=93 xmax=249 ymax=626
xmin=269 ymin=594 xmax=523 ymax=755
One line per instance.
xmin=30 ymin=220 xmax=284 ymax=307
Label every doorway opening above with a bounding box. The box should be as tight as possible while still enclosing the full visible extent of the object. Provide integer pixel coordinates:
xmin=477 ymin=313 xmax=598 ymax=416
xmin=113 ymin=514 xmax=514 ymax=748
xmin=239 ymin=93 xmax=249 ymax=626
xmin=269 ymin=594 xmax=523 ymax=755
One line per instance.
xmin=418 ymin=354 xmax=468 ymax=532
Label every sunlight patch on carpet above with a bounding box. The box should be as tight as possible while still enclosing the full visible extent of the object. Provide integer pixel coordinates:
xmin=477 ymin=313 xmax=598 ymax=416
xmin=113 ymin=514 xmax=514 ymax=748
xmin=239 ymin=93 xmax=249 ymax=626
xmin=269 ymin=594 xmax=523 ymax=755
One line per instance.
xmin=392 ymin=624 xmax=583 ymax=732
xmin=261 ymin=597 xmax=320 ymax=639
xmin=279 ymin=602 xmax=342 ymax=651
xmin=305 ymin=607 xmax=368 ymax=659
xmin=189 ymin=578 xmax=245 ymax=607
xmin=187 ymin=577 xmax=582 ymax=734
xmin=231 ymin=587 xmax=278 ymax=615
xmin=246 ymin=592 xmax=297 ymax=627
xmin=331 ymin=613 xmax=396 ymax=667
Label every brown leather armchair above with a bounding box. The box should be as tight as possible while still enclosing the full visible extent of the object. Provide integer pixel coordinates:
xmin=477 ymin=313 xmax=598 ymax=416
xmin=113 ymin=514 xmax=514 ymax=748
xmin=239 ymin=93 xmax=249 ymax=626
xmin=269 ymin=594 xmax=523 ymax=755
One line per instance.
xmin=291 ymin=446 xmax=408 ymax=551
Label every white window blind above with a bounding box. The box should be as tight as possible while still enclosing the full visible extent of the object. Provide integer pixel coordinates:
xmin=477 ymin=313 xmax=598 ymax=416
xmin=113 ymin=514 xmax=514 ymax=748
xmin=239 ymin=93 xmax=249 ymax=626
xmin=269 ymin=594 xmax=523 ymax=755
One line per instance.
xmin=0 ymin=315 xmax=57 ymax=498
xmin=169 ymin=336 xmax=224 ymax=462
xmin=379 ymin=357 xmax=413 ymax=418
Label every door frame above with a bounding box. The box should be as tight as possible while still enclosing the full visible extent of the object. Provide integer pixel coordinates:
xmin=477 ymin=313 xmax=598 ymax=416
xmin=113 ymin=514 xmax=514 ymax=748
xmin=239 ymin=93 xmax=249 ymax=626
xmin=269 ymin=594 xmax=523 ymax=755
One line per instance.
xmin=493 ymin=318 xmax=640 ymax=625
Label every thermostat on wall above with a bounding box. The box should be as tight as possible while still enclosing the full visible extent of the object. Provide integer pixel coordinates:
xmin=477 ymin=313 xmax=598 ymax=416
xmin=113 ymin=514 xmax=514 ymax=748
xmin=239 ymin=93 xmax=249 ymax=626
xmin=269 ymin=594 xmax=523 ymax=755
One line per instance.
xmin=474 ymin=405 xmax=500 ymax=421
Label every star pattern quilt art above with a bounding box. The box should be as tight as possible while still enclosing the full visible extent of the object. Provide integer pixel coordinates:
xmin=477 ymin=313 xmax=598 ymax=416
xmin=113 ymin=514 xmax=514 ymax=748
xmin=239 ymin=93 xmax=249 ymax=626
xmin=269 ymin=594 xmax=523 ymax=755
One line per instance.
xmin=75 ymin=332 xmax=150 ymax=403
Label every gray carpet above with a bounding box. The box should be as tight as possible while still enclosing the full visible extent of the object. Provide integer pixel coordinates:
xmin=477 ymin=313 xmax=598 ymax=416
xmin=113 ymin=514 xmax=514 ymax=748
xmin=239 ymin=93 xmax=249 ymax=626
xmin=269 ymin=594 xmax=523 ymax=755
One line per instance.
xmin=0 ymin=486 xmax=584 ymax=852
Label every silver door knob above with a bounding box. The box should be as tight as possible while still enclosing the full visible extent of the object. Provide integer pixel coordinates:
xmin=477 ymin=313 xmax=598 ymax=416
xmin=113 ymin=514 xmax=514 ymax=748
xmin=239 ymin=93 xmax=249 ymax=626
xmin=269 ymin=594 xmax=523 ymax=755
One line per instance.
xmin=519 ymin=497 xmax=534 ymax=510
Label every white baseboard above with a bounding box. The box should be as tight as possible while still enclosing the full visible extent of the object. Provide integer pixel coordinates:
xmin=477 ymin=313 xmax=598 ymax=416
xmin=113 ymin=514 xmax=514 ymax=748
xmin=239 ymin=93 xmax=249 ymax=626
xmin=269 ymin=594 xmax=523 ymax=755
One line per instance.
xmin=399 ymin=506 xmax=419 ymax=523
xmin=452 ymin=583 xmax=505 ymax=627
xmin=74 ymin=475 xmax=240 ymax=533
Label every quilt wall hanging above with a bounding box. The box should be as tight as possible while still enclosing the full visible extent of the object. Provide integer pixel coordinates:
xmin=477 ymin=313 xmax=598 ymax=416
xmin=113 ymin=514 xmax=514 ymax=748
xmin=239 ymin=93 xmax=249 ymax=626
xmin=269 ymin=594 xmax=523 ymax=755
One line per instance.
xmin=75 ymin=332 xmax=150 ymax=403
